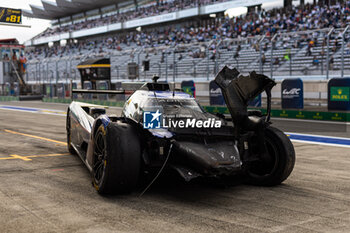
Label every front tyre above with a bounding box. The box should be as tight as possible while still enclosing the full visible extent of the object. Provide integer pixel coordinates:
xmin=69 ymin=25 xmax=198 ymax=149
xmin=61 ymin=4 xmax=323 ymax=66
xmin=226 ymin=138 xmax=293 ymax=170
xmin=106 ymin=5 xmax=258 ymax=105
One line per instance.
xmin=92 ymin=122 xmax=141 ymax=194
xmin=246 ymin=126 xmax=295 ymax=186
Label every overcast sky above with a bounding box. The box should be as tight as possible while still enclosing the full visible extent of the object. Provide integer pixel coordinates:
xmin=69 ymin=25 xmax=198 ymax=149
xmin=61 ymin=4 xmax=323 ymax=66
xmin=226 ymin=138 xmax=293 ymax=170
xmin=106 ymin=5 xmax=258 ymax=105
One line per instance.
xmin=0 ymin=0 xmax=51 ymax=43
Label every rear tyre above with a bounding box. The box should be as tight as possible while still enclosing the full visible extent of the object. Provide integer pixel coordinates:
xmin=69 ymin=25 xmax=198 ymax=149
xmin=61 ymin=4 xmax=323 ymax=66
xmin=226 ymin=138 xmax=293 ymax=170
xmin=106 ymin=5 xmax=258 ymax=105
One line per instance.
xmin=66 ymin=110 xmax=76 ymax=155
xmin=92 ymin=122 xmax=141 ymax=194
xmin=245 ymin=126 xmax=295 ymax=186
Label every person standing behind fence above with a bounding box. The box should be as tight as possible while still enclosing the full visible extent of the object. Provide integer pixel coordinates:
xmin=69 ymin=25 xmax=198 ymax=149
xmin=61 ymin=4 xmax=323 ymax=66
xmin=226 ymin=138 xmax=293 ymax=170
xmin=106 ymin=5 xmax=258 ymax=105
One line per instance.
xmin=19 ymin=54 xmax=27 ymax=74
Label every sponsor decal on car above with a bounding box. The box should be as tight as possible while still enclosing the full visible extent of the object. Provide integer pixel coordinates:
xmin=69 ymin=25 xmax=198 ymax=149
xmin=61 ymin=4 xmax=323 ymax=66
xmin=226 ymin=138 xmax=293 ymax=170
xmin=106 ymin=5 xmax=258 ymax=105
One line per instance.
xmin=143 ymin=110 xmax=162 ymax=129
xmin=143 ymin=109 xmax=222 ymax=129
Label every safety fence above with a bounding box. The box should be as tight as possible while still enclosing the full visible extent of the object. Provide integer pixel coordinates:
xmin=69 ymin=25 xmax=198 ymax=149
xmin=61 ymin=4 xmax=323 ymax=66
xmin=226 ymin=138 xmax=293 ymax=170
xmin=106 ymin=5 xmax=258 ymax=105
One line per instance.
xmin=0 ymin=78 xmax=349 ymax=121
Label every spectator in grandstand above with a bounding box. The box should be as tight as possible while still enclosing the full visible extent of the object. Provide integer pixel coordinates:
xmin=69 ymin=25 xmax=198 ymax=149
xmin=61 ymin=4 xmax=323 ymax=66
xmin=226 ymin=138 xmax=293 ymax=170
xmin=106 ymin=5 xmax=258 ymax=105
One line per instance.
xmin=233 ymin=49 xmax=239 ymax=59
xmin=312 ymin=56 xmax=320 ymax=66
xmin=332 ymin=38 xmax=340 ymax=52
xmin=3 ymin=53 xmax=9 ymax=61
xmin=320 ymin=47 xmax=325 ymax=58
xmin=12 ymin=52 xmax=17 ymax=61
xmin=306 ymin=46 xmax=312 ymax=56
xmin=261 ymin=53 xmax=266 ymax=65
xmin=329 ymin=56 xmax=334 ymax=70
xmin=253 ymin=42 xmax=259 ymax=52
xmin=346 ymin=42 xmax=350 ymax=54
xmin=210 ymin=49 xmax=216 ymax=60
xmin=284 ymin=50 xmax=291 ymax=61
xmin=33 ymin=0 xmax=350 ymax=44
xmin=227 ymin=42 xmax=233 ymax=51
xmin=273 ymin=57 xmax=280 ymax=65
xmin=263 ymin=43 xmax=268 ymax=52
xmin=237 ymin=44 xmax=241 ymax=52
xmin=19 ymin=54 xmax=27 ymax=73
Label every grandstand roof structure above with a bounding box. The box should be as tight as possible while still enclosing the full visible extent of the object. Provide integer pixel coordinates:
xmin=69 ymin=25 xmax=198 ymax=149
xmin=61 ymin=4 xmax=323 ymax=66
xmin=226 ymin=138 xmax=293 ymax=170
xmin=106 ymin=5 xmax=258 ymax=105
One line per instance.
xmin=23 ymin=0 xmax=122 ymax=20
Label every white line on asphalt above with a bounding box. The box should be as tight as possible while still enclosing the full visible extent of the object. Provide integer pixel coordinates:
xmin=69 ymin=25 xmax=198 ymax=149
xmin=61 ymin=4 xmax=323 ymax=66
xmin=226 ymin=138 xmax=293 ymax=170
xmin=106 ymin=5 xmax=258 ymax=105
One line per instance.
xmin=273 ymin=117 xmax=350 ymax=125
xmin=0 ymin=105 xmax=66 ymax=116
xmin=290 ymin=139 xmax=350 ymax=148
xmin=286 ymin=132 xmax=350 ymax=140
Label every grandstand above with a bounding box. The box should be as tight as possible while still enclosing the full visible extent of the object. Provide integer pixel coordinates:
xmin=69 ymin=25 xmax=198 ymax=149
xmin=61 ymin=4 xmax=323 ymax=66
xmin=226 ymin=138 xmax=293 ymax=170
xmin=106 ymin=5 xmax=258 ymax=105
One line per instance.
xmin=22 ymin=0 xmax=350 ymax=85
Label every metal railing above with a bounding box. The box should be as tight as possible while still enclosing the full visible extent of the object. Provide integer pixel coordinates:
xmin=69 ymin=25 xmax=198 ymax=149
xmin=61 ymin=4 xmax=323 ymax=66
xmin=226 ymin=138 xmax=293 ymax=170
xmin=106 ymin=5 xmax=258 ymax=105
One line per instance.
xmin=25 ymin=27 xmax=350 ymax=82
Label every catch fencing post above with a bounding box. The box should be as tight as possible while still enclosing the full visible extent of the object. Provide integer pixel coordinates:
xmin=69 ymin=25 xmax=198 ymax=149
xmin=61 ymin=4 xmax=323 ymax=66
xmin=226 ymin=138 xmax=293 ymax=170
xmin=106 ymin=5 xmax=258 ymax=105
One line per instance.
xmin=115 ymin=65 xmax=119 ymax=79
xmin=55 ymin=61 xmax=58 ymax=83
xmin=38 ymin=63 xmax=41 ymax=84
xmin=173 ymin=48 xmax=176 ymax=81
xmin=326 ymin=28 xmax=334 ymax=80
xmin=65 ymin=60 xmax=68 ymax=83
xmin=259 ymin=35 xmax=265 ymax=73
xmin=289 ymin=48 xmax=292 ymax=76
xmin=157 ymin=63 xmax=161 ymax=77
xmin=35 ymin=63 xmax=38 ymax=82
xmin=165 ymin=49 xmax=168 ymax=81
xmin=50 ymin=70 xmax=53 ymax=98
xmin=207 ymin=46 xmax=209 ymax=81
xmin=46 ymin=62 xmax=49 ymax=83
xmin=137 ymin=48 xmax=143 ymax=81
xmin=270 ymin=34 xmax=277 ymax=78
xmin=341 ymin=26 xmax=349 ymax=78
xmin=71 ymin=69 xmax=76 ymax=80
xmin=193 ymin=61 xmax=196 ymax=78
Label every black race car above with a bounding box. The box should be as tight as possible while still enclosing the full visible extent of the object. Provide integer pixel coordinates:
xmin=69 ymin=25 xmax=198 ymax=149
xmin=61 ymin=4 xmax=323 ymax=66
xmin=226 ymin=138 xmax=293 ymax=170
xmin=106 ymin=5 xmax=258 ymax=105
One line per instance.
xmin=66 ymin=66 xmax=295 ymax=194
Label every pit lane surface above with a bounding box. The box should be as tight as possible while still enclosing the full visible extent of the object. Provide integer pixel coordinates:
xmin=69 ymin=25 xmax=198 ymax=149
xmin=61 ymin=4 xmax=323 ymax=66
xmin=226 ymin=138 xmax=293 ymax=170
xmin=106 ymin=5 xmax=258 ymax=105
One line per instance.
xmin=0 ymin=101 xmax=349 ymax=233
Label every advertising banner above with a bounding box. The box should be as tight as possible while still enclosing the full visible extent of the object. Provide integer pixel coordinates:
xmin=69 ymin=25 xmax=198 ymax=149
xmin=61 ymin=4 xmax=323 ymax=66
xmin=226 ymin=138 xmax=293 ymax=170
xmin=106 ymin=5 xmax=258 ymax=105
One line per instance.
xmin=178 ymin=8 xmax=198 ymax=19
xmin=209 ymin=80 xmax=225 ymax=105
xmin=328 ymin=78 xmax=350 ymax=111
xmin=125 ymin=12 xmax=176 ymax=28
xmin=281 ymin=78 xmax=304 ymax=109
xmin=181 ymin=80 xmax=195 ymax=97
xmin=202 ymin=0 xmax=274 ymax=14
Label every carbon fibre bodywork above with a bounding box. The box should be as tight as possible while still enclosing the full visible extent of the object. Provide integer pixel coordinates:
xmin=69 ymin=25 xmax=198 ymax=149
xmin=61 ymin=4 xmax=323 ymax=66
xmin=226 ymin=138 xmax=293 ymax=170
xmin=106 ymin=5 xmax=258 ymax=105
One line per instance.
xmin=67 ymin=99 xmax=242 ymax=179
xmin=67 ymin=67 xmax=293 ymax=185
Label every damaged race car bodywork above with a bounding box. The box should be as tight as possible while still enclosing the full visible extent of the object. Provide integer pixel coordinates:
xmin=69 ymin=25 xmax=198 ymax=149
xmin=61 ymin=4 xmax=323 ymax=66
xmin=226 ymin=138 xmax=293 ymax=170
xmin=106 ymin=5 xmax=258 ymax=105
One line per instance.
xmin=67 ymin=67 xmax=295 ymax=194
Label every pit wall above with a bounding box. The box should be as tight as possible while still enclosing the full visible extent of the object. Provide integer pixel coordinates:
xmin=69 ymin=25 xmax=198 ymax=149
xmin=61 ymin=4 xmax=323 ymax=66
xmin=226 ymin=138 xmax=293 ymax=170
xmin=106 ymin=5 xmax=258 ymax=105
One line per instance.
xmin=192 ymin=80 xmax=328 ymax=105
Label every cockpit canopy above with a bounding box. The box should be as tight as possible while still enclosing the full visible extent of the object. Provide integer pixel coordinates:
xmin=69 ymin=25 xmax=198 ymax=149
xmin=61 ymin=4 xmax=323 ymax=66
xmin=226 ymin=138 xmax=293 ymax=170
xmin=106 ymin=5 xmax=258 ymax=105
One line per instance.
xmin=122 ymin=90 xmax=203 ymax=123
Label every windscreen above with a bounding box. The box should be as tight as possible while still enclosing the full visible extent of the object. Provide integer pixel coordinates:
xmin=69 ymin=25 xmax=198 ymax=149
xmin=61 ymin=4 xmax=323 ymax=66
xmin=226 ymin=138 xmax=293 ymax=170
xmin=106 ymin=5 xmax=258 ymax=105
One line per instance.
xmin=144 ymin=98 xmax=203 ymax=115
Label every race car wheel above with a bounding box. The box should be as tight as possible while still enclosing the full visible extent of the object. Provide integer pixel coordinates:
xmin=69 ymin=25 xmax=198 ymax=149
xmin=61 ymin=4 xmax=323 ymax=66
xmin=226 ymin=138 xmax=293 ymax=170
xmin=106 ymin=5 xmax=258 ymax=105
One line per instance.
xmin=246 ymin=126 xmax=295 ymax=186
xmin=92 ymin=122 xmax=141 ymax=194
xmin=66 ymin=110 xmax=76 ymax=155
